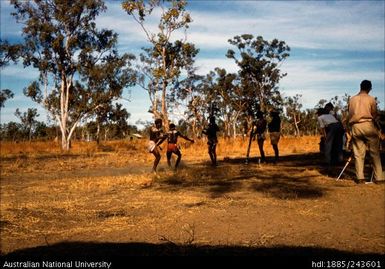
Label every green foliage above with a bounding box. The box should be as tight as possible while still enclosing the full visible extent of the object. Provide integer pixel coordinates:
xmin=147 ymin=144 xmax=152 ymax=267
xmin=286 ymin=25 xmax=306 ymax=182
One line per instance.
xmin=123 ymin=0 xmax=197 ymax=129
xmin=284 ymin=94 xmax=302 ymax=136
xmin=80 ymin=103 xmax=136 ymax=141
xmin=0 ymin=39 xmax=23 ymax=68
xmin=0 ymin=122 xmax=23 ymax=141
xmin=0 ymin=89 xmax=14 ymax=108
xmin=226 ymin=34 xmax=290 ymax=113
xmin=14 ymin=108 xmax=40 ymax=141
xmin=9 ymin=0 xmax=136 ymax=150
xmin=179 ymin=35 xmax=290 ymax=138
xmin=0 ymin=39 xmax=18 ymax=108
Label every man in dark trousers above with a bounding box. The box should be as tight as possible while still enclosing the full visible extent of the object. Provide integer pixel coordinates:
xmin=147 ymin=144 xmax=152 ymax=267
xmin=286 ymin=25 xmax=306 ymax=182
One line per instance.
xmin=253 ymin=110 xmax=267 ymax=163
xmin=203 ymin=116 xmax=219 ymax=166
xmin=348 ymin=80 xmax=384 ymax=184
xmin=317 ymin=107 xmax=345 ymax=168
xmin=268 ymin=110 xmax=281 ymax=163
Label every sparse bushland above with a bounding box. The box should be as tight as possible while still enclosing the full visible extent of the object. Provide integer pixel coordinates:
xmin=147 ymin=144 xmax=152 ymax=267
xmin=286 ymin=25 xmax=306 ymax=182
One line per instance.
xmin=1 ymin=135 xmax=384 ymax=257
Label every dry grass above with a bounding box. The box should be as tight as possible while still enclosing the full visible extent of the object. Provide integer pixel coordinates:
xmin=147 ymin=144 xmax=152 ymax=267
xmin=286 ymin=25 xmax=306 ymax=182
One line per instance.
xmin=0 ymin=136 xmax=319 ymax=176
xmin=0 ymin=174 xmax=148 ymax=251
xmin=3 ymin=135 xmax=383 ymax=255
xmin=0 ymin=139 xmax=142 ymax=156
xmin=0 ymin=135 xmax=319 ymax=156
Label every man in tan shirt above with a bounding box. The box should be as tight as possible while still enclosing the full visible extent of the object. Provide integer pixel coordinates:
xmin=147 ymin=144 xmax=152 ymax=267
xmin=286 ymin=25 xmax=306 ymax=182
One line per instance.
xmin=348 ymin=80 xmax=384 ymax=184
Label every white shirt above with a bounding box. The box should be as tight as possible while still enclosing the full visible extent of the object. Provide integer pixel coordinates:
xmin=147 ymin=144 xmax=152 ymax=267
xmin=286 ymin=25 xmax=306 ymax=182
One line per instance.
xmin=318 ymin=114 xmax=338 ymax=129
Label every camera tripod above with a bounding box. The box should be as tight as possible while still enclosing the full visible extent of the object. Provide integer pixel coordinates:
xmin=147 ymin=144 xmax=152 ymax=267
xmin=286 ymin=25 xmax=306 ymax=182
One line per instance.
xmin=336 ymin=155 xmax=374 ymax=182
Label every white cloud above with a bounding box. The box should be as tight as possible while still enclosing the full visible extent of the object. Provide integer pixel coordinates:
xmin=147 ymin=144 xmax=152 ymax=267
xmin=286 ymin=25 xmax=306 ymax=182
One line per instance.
xmin=0 ymin=1 xmax=22 ymax=39
xmin=97 ymin=1 xmax=385 ymax=53
xmin=186 ymin=1 xmax=384 ymax=50
xmin=0 ymin=98 xmax=48 ymax=124
xmin=282 ymin=58 xmax=384 ymax=86
xmin=194 ymin=58 xmax=238 ymax=75
xmin=279 ymin=58 xmax=385 ymax=109
xmin=1 ymin=0 xmax=384 ymax=125
xmin=1 ymin=64 xmax=39 ymax=80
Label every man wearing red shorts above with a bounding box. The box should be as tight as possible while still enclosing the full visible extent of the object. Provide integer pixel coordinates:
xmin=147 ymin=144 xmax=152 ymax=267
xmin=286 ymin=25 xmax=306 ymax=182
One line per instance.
xmin=164 ymin=123 xmax=194 ymax=171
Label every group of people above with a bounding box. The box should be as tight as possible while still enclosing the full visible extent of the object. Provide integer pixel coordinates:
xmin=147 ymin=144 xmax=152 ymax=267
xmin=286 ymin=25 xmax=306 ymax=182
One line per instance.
xmin=251 ymin=110 xmax=282 ymax=164
xmin=317 ymin=79 xmax=384 ymax=184
xmin=148 ymin=119 xmax=194 ymax=173
xmin=148 ymin=109 xmax=282 ymax=173
xmin=147 ymin=79 xmax=384 ymax=184
xmin=148 ymin=116 xmax=220 ymax=173
xmin=203 ymin=111 xmax=282 ymax=166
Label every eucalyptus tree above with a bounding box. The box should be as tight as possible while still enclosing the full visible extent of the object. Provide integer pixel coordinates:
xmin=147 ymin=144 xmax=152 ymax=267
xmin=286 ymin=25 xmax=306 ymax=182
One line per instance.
xmin=284 ymin=94 xmax=303 ymax=136
xmin=107 ymin=103 xmax=131 ymax=139
xmin=14 ymin=108 xmax=39 ymax=141
xmin=0 ymin=39 xmax=22 ymax=68
xmin=9 ymin=0 xmax=136 ymax=150
xmin=34 ymin=121 xmax=49 ymax=139
xmin=0 ymin=122 xmax=23 ymax=142
xmin=0 ymin=89 xmax=14 ymax=108
xmin=211 ymin=68 xmax=237 ymax=137
xmin=184 ymin=94 xmax=207 ymax=138
xmin=176 ymin=71 xmax=206 ymax=138
xmin=193 ymin=70 xmax=222 ymax=120
xmin=301 ymin=108 xmax=318 ymax=135
xmin=122 ymin=0 xmax=199 ymax=130
xmin=0 ymin=39 xmax=18 ymax=108
xmin=226 ymin=34 xmax=290 ymax=113
xmin=200 ymin=68 xmax=248 ymax=138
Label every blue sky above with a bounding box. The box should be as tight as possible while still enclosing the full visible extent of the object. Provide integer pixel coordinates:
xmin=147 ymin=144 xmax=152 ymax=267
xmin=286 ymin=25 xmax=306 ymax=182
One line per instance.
xmin=1 ymin=0 xmax=384 ymax=128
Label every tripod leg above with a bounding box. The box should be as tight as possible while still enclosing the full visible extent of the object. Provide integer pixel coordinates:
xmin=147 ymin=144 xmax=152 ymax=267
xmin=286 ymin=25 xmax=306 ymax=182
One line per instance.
xmin=369 ymin=169 xmax=374 ymax=183
xmin=336 ymin=156 xmax=352 ymax=181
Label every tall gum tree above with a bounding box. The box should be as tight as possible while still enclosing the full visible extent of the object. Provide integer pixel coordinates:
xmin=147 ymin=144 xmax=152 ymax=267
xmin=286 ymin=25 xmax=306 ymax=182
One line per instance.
xmin=122 ymin=0 xmax=198 ymax=130
xmin=284 ymin=94 xmax=302 ymax=137
xmin=9 ymin=0 xmax=136 ymax=150
xmin=226 ymin=34 xmax=290 ymax=114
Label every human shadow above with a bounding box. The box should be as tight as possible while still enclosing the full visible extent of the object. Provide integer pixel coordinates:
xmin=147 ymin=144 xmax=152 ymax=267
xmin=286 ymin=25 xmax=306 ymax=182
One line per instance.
xmin=152 ymin=152 xmax=339 ymax=200
xmin=156 ymin=149 xmax=385 ymax=199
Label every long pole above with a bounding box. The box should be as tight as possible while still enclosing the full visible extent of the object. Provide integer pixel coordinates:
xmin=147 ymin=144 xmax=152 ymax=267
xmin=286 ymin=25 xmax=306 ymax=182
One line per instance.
xmin=245 ymin=128 xmax=254 ymax=164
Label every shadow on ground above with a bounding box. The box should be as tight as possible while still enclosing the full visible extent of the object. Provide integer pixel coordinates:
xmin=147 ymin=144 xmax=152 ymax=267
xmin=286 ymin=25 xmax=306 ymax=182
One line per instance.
xmin=154 ymin=151 xmax=385 ymax=200
xmin=155 ymin=153 xmax=336 ymax=200
xmin=220 ymin=152 xmax=357 ymax=179
xmin=216 ymin=151 xmax=384 ymax=180
xmin=2 ymin=242 xmax=382 ymax=267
